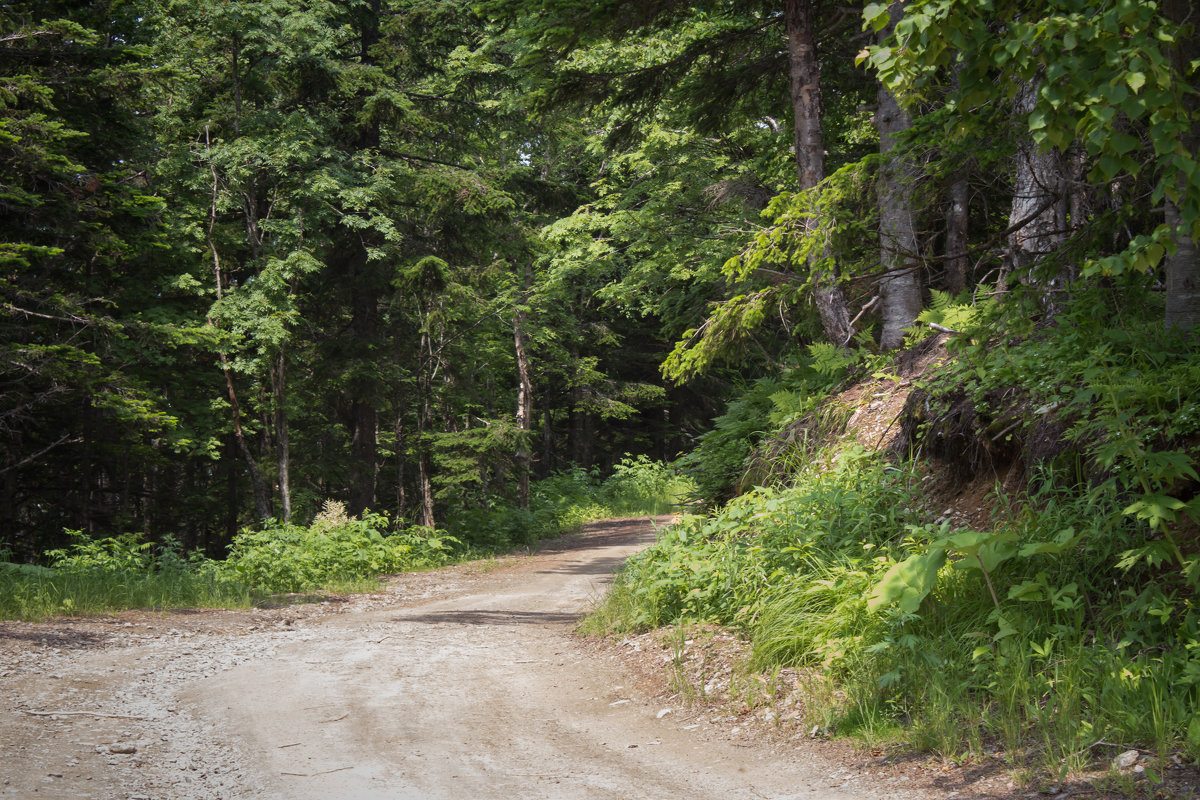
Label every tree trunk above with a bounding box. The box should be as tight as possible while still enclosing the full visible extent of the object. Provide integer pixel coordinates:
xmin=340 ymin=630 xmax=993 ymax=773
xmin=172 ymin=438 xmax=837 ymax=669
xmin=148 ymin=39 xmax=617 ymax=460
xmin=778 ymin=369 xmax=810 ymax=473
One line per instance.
xmin=346 ymin=317 xmax=377 ymax=520
xmin=80 ymin=399 xmax=93 ymax=535
xmin=342 ymin=242 xmax=380 ymax=520
xmin=1164 ymin=0 xmax=1200 ymax=332
xmin=221 ymin=364 xmax=271 ymax=520
xmin=2 ymin=448 xmax=15 ymax=555
xmin=394 ymin=412 xmax=407 ymax=522
xmin=513 ymin=264 xmax=534 ymax=510
xmin=1165 ymin=199 xmax=1200 ymax=331
xmin=416 ymin=329 xmax=436 ymax=529
xmin=541 ymin=383 xmax=555 ymax=478
xmin=944 ymin=176 xmax=970 ymax=294
xmin=1007 ymin=79 xmax=1067 ymax=311
xmin=783 ymin=0 xmax=853 ymax=347
xmin=271 ymin=347 xmax=291 ymax=523
xmin=784 ymin=0 xmax=825 ymax=191
xmin=205 ymin=127 xmax=270 ymax=521
xmin=347 ymin=2 xmax=382 ymax=516
xmin=875 ymin=2 xmax=923 ymax=350
xmin=943 ymin=63 xmax=970 ymax=295
xmin=1067 ymin=143 xmax=1091 ymax=237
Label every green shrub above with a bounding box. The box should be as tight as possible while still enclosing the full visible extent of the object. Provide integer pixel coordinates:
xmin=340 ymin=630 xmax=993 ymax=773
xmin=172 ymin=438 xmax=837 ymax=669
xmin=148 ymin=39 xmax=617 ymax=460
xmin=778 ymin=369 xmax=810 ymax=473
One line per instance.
xmin=226 ymin=504 xmax=456 ymax=593
xmin=601 ymin=455 xmax=695 ymax=516
xmin=679 ymin=358 xmax=846 ymax=506
xmin=448 ymin=458 xmax=695 ymax=550
xmin=603 ymin=447 xmax=920 ymax=631
xmin=588 ymin=442 xmax=1200 ymax=764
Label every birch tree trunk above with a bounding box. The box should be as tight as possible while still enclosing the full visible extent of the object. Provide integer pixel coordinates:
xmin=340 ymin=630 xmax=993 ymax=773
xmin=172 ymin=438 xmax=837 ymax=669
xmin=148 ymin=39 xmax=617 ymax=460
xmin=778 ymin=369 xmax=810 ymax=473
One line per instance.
xmin=875 ymin=1 xmax=923 ymax=350
xmin=513 ymin=263 xmax=534 ymax=511
xmin=272 ymin=347 xmax=291 ymax=523
xmin=1007 ymin=79 xmax=1067 ymax=311
xmin=417 ymin=327 xmax=437 ymax=529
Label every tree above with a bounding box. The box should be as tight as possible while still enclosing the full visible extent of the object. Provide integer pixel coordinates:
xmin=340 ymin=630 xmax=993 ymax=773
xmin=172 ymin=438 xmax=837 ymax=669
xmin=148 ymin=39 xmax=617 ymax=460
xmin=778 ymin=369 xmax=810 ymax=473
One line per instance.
xmin=873 ymin=1 xmax=922 ymax=348
xmin=865 ymin=0 xmax=1200 ymax=331
xmin=1163 ymin=0 xmax=1199 ymax=332
xmin=785 ymin=0 xmax=854 ymax=347
xmin=485 ymin=0 xmax=875 ymax=368
xmin=0 ymin=1 xmax=188 ymax=553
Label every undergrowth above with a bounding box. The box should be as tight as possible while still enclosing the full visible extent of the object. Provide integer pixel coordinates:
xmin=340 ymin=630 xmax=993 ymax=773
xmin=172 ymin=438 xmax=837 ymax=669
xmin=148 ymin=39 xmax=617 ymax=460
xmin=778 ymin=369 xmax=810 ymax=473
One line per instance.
xmin=0 ymin=533 xmax=253 ymax=620
xmin=676 ymin=352 xmax=848 ymax=506
xmin=590 ymin=449 xmax=1200 ymax=774
xmin=586 ymin=285 xmax=1200 ymax=779
xmin=447 ymin=454 xmax=694 ymax=550
xmin=0 ymin=457 xmax=691 ymax=621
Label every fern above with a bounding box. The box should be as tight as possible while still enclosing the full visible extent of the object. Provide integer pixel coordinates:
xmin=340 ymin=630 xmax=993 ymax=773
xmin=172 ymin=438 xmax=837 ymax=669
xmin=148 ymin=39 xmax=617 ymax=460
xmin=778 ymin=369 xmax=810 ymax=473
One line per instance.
xmin=907 ymin=289 xmax=996 ymax=343
xmin=807 ymin=341 xmax=859 ymax=376
xmin=768 ymin=389 xmax=818 ymax=426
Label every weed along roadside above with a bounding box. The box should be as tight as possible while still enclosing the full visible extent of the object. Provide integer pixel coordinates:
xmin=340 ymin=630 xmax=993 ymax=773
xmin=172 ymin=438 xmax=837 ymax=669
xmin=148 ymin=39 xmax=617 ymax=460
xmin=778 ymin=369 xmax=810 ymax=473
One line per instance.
xmin=583 ymin=337 xmax=1200 ymax=799
xmin=0 ymin=458 xmax=692 ymax=621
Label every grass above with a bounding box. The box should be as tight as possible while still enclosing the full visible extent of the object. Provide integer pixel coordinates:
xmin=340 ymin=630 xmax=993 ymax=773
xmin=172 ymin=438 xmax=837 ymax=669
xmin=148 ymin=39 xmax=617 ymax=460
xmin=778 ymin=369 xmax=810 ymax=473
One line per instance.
xmin=0 ymin=562 xmax=254 ymax=620
xmin=582 ymin=444 xmax=1200 ymax=781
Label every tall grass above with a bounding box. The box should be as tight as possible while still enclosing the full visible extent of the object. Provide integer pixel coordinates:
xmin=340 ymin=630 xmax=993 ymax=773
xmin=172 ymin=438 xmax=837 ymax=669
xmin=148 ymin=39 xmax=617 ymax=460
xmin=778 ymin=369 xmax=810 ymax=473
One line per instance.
xmin=0 ymin=536 xmax=253 ymax=620
xmin=585 ymin=447 xmax=1200 ymax=772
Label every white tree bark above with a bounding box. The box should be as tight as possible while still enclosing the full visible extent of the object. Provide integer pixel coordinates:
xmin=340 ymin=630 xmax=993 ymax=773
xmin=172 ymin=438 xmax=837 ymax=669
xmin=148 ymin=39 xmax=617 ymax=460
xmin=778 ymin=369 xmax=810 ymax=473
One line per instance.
xmin=876 ymin=1 xmax=923 ymax=349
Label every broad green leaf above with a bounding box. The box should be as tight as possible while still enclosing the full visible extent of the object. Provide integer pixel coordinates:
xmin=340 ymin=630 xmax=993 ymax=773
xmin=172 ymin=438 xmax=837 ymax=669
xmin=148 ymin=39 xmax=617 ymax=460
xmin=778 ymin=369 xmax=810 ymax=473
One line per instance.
xmin=1109 ymin=131 xmax=1141 ymax=156
xmin=1008 ymin=579 xmax=1047 ymax=602
xmin=864 ymin=3 xmax=892 ymax=33
xmin=1018 ymin=527 xmax=1081 ymax=557
xmin=942 ymin=531 xmax=1018 ymax=573
xmin=868 ymin=548 xmax=947 ymax=613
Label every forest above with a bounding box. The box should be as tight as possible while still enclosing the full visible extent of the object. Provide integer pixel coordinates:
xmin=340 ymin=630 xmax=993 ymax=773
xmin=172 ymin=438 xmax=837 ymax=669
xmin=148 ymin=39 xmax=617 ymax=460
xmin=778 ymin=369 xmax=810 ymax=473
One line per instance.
xmin=3 ymin=0 xmax=1200 ymax=779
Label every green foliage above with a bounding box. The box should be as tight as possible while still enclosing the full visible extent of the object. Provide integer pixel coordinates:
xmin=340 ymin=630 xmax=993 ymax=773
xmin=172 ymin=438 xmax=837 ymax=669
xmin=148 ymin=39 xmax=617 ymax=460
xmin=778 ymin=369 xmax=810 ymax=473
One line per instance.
xmin=0 ymin=533 xmax=250 ymax=620
xmin=919 ymin=280 xmax=1200 ymax=578
xmin=447 ymin=457 xmax=695 ymax=550
xmin=866 ymin=0 xmax=1200 ymax=286
xmin=0 ymin=500 xmax=462 ymax=618
xmin=591 ymin=350 xmax=1200 ymax=761
xmin=601 ymin=454 xmax=693 ymax=516
xmin=226 ymin=503 xmax=457 ymax=593
xmin=908 ymin=289 xmax=995 ymax=342
xmin=664 ymin=160 xmax=880 ymax=379
xmin=602 ymin=448 xmax=921 ymax=632
xmin=678 ymin=357 xmax=849 ymax=505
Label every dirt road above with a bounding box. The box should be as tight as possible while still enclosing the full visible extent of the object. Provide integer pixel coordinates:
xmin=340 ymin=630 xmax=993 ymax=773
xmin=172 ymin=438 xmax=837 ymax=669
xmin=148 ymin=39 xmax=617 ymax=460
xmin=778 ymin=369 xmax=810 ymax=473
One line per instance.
xmin=1 ymin=518 xmax=930 ymax=800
